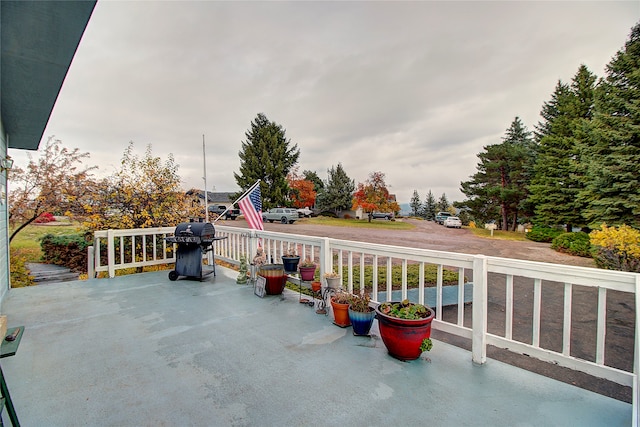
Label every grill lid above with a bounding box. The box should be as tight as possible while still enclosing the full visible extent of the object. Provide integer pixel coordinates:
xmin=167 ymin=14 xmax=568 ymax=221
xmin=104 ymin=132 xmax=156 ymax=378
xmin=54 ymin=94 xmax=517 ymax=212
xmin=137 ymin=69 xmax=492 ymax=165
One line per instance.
xmin=166 ymin=222 xmax=215 ymax=244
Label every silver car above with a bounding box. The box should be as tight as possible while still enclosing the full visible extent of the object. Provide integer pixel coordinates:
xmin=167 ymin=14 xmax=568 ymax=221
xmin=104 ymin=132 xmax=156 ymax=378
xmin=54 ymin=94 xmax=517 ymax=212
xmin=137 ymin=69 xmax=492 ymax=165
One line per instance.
xmin=262 ymin=208 xmax=299 ymax=224
xmin=443 ymin=216 xmax=462 ymax=228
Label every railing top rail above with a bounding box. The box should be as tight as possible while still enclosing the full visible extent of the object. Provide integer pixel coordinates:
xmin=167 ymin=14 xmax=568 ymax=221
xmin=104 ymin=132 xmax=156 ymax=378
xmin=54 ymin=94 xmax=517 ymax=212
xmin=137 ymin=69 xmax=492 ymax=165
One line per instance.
xmin=94 ymin=226 xmax=176 ymax=238
xmin=487 ymin=256 xmax=639 ymax=291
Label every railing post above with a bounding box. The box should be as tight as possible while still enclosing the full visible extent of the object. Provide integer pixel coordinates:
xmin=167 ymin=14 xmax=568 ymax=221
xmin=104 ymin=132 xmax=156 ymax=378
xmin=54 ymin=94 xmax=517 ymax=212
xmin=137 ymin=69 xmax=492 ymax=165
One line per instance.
xmin=107 ymin=229 xmax=115 ymax=279
xmin=472 ymin=255 xmax=487 ymax=365
xmin=321 ymin=237 xmax=331 ymax=279
xmin=633 ymin=274 xmax=640 ymax=426
xmin=87 ymin=246 xmax=95 ymax=279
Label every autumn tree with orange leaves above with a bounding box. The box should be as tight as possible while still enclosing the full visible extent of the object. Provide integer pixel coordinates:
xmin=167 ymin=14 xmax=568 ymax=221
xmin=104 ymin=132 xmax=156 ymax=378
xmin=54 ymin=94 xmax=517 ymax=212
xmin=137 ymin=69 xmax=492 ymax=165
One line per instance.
xmin=287 ymin=167 xmax=316 ymax=208
xmin=352 ymin=171 xmax=400 ymax=222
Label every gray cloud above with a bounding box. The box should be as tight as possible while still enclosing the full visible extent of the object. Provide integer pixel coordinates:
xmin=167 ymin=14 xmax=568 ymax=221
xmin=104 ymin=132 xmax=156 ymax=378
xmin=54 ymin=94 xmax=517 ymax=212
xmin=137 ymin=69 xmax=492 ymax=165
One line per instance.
xmin=9 ymin=1 xmax=639 ymax=205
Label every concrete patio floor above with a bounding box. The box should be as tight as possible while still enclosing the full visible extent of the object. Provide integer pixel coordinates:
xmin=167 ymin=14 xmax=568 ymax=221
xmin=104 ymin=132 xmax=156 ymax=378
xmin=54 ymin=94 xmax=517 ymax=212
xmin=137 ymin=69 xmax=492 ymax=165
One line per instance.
xmin=0 ymin=266 xmax=632 ymax=426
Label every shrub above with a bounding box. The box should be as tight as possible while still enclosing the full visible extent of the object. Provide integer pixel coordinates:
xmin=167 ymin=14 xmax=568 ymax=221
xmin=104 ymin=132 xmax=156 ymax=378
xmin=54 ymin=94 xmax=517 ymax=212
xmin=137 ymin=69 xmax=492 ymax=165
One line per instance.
xmin=343 ymin=213 xmax=352 ymax=219
xmin=34 ymin=212 xmax=56 ymax=223
xmin=525 ymin=226 xmax=563 ymax=243
xmin=551 ymin=232 xmax=592 ymax=257
xmin=40 ymin=233 xmax=91 ymax=272
xmin=319 ymin=211 xmax=338 ymax=218
xmin=589 ymin=224 xmax=640 ymax=272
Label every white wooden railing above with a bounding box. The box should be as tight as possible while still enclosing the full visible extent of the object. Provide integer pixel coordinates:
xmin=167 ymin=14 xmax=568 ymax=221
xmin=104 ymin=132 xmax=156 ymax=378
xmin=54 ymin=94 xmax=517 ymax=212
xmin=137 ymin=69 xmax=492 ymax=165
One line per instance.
xmin=90 ymin=225 xmax=640 ymax=423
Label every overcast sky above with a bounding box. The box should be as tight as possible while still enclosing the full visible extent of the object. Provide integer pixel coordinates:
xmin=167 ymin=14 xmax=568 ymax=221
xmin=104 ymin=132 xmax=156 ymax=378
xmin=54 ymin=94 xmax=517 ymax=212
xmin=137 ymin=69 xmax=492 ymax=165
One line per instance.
xmin=10 ymin=1 xmax=640 ymax=205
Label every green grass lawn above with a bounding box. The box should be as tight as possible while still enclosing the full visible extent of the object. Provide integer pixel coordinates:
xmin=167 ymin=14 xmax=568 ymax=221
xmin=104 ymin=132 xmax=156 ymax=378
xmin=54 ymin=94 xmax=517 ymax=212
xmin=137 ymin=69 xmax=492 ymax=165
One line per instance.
xmin=304 ymin=216 xmax=415 ymax=230
xmin=468 ymin=227 xmax=528 ymax=241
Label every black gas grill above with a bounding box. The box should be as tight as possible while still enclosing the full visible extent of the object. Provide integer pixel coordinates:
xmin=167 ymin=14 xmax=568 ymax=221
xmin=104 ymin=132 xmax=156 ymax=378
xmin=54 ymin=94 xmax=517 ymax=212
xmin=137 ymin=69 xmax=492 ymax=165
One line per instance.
xmin=166 ymin=222 xmax=222 ymax=281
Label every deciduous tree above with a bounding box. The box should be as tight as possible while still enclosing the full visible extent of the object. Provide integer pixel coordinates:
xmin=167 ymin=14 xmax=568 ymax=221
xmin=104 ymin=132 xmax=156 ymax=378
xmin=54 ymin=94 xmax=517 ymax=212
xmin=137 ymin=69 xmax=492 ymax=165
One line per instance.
xmin=83 ymin=142 xmax=198 ymax=230
xmin=287 ymin=167 xmax=316 ymax=208
xmin=352 ymin=171 xmax=400 ymax=222
xmin=8 ymin=137 xmax=97 ymax=241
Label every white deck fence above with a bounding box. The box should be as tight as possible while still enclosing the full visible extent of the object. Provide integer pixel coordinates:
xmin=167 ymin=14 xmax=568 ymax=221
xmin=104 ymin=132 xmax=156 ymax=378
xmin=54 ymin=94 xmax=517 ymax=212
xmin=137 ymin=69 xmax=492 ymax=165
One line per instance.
xmin=90 ymin=225 xmax=640 ymax=424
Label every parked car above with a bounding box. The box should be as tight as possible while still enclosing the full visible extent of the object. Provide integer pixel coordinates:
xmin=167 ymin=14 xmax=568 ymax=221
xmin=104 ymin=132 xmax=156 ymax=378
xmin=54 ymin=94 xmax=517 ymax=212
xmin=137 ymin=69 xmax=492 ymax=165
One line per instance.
xmin=208 ymin=205 xmax=241 ymax=220
xmin=435 ymin=212 xmax=452 ymax=224
xmin=443 ymin=216 xmax=462 ymax=228
xmin=262 ymin=208 xmax=299 ymax=224
xmin=371 ymin=212 xmax=394 ymax=220
xmin=296 ymin=207 xmax=313 ymax=218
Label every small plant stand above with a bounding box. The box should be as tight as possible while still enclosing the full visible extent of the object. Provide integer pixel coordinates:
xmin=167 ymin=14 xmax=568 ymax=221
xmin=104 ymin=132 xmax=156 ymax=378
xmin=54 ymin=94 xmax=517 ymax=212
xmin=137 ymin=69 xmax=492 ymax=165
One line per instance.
xmin=298 ymin=276 xmax=315 ymax=307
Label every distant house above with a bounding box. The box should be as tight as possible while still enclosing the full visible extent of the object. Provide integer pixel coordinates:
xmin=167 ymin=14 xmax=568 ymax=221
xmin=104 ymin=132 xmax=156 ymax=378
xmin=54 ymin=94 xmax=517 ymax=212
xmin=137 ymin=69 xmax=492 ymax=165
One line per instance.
xmin=1 ymin=1 xmax=96 ymax=303
xmin=186 ymin=190 xmax=238 ymax=210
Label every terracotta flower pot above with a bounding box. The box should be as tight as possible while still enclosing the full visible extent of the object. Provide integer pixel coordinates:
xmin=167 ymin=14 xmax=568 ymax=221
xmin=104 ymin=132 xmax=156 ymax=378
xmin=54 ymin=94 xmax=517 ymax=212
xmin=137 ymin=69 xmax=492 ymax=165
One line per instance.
xmin=330 ymin=298 xmax=351 ymax=327
xmin=375 ymin=303 xmax=435 ymax=360
xmin=311 ymin=281 xmax=322 ymax=292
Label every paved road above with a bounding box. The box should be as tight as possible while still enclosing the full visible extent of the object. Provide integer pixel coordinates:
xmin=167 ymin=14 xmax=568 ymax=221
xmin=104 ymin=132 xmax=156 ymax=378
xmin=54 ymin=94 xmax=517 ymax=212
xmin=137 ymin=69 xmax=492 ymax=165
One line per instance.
xmin=219 ymin=217 xmax=631 ymax=402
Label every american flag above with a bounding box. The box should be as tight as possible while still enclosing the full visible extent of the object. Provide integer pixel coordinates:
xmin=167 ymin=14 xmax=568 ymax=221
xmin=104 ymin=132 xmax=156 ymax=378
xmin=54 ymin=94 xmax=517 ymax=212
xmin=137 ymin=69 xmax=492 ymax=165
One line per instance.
xmin=238 ymin=183 xmax=263 ymax=231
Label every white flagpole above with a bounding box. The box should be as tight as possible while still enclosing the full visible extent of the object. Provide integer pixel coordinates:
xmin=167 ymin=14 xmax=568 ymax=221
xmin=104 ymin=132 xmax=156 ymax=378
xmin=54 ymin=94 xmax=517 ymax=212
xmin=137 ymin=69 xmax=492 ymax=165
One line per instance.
xmin=203 ymin=135 xmax=209 ymax=223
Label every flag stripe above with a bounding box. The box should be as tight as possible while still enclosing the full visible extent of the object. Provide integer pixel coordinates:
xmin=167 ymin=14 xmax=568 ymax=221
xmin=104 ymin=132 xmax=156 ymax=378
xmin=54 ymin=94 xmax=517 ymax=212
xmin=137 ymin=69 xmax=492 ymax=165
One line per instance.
xmin=238 ymin=183 xmax=263 ymax=231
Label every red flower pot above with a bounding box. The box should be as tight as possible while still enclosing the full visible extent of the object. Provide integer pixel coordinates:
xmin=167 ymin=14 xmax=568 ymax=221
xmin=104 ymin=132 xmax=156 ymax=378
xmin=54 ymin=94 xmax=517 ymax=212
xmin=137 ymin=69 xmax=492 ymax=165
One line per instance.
xmin=375 ymin=303 xmax=435 ymax=361
xmin=258 ymin=264 xmax=287 ymax=295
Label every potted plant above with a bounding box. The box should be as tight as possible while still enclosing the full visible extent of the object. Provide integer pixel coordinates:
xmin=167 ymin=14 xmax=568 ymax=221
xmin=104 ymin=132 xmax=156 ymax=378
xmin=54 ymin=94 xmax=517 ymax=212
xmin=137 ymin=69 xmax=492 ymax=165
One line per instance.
xmin=298 ymin=259 xmax=317 ymax=281
xmin=323 ymin=271 xmax=342 ymax=289
xmin=330 ymin=290 xmax=351 ymax=327
xmin=348 ymin=292 xmax=375 ymax=336
xmin=375 ymin=299 xmax=435 ymax=361
xmin=281 ymin=250 xmax=300 ymax=273
xmin=311 ymin=281 xmax=322 ymax=292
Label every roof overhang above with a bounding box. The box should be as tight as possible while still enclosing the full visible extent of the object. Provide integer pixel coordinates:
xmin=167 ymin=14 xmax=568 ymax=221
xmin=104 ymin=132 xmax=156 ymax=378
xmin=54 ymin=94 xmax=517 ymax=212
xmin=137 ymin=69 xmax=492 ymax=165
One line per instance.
xmin=1 ymin=1 xmax=96 ymax=150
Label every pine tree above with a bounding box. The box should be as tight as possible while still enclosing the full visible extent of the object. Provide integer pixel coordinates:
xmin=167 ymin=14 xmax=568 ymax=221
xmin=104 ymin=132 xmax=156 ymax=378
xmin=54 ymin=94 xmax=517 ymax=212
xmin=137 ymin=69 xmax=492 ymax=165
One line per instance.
xmin=234 ymin=113 xmax=300 ymax=209
xmin=436 ymin=193 xmax=450 ymax=213
xmin=580 ymin=23 xmax=640 ymax=228
xmin=303 ymin=170 xmax=324 ymax=194
xmin=460 ymin=117 xmax=535 ymax=230
xmin=423 ymin=190 xmax=437 ymax=220
xmin=528 ymin=65 xmax=596 ymax=231
xmin=410 ymin=190 xmax=421 ymax=217
xmin=315 ymin=163 xmax=355 ymax=214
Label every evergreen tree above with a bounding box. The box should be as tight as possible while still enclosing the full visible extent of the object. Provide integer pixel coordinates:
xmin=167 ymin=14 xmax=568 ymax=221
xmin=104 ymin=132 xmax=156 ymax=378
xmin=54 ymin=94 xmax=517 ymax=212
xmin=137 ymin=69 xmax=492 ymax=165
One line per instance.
xmin=315 ymin=163 xmax=355 ymax=214
xmin=436 ymin=193 xmax=450 ymax=213
xmin=460 ymin=117 xmax=535 ymax=230
xmin=423 ymin=190 xmax=437 ymax=220
xmin=528 ymin=65 xmax=596 ymax=231
xmin=580 ymin=23 xmax=640 ymax=228
xmin=303 ymin=170 xmax=324 ymax=194
xmin=410 ymin=190 xmax=421 ymax=217
xmin=234 ymin=113 xmax=300 ymax=209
